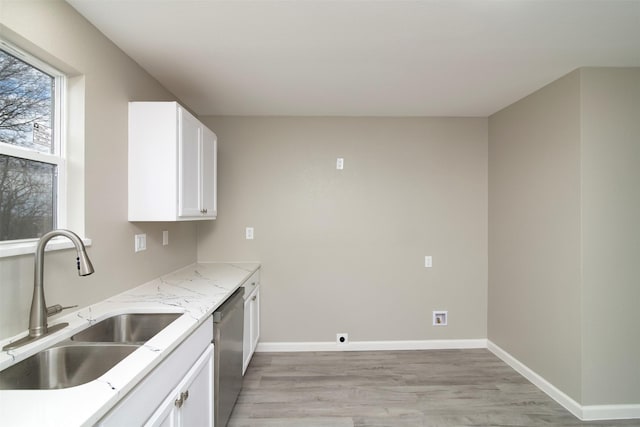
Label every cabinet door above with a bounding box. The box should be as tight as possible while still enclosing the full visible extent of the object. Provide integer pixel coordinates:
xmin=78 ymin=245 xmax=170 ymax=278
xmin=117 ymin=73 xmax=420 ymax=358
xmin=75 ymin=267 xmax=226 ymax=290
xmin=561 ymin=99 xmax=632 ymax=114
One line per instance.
xmin=145 ymin=400 xmax=177 ymax=427
xmin=178 ymin=107 xmax=202 ymax=218
xmin=201 ymin=127 xmax=217 ymax=218
xmin=178 ymin=344 xmax=214 ymax=426
xmin=243 ymin=294 xmax=251 ymax=374
xmin=243 ymin=285 xmax=260 ymax=375
xmin=250 ymin=287 xmax=260 ymax=353
xmin=145 ymin=344 xmax=214 ymax=427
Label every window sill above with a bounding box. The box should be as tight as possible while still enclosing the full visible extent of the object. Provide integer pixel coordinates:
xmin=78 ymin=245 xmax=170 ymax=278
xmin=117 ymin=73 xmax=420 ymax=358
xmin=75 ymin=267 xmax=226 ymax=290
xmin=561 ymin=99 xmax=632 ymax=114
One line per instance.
xmin=0 ymin=237 xmax=92 ymax=259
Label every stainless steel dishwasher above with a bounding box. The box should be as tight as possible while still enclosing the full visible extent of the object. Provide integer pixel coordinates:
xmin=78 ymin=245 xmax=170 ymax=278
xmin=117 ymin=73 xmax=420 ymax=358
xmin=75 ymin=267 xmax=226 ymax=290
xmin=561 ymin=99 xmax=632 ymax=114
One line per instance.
xmin=212 ymin=288 xmax=244 ymax=427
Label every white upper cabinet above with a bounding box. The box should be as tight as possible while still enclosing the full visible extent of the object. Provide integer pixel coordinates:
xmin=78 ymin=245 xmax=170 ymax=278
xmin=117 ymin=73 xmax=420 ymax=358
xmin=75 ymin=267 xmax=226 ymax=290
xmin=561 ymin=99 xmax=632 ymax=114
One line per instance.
xmin=128 ymin=102 xmax=217 ymax=221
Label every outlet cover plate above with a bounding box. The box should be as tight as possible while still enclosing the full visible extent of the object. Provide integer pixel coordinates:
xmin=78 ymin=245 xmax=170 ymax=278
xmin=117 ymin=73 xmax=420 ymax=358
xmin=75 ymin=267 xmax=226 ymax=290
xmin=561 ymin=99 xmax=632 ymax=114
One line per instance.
xmin=433 ymin=311 xmax=448 ymax=326
xmin=336 ymin=333 xmax=349 ymax=345
xmin=425 ymin=255 xmax=433 ymax=268
xmin=134 ymin=233 xmax=147 ymax=252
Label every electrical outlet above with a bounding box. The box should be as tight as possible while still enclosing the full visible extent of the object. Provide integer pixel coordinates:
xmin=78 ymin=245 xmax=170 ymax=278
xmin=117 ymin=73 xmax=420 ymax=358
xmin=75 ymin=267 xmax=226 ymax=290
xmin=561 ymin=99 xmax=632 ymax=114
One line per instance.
xmin=134 ymin=233 xmax=147 ymax=252
xmin=433 ymin=311 xmax=448 ymax=326
xmin=336 ymin=158 xmax=344 ymax=170
xmin=425 ymin=255 xmax=433 ymax=268
xmin=245 ymin=227 xmax=254 ymax=240
xmin=162 ymin=230 xmax=169 ymax=246
xmin=336 ymin=333 xmax=348 ymax=345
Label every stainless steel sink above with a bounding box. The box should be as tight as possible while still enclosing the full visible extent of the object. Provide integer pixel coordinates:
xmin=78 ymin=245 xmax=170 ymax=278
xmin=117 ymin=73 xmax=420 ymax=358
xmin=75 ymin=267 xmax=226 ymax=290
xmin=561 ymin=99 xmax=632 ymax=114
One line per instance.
xmin=71 ymin=313 xmax=182 ymax=343
xmin=0 ymin=344 xmax=138 ymax=390
xmin=0 ymin=312 xmax=183 ymax=390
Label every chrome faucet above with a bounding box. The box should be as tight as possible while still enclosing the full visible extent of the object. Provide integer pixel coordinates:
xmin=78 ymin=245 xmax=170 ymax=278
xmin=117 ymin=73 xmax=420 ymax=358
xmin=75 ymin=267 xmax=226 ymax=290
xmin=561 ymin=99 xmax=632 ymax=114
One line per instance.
xmin=3 ymin=229 xmax=94 ymax=351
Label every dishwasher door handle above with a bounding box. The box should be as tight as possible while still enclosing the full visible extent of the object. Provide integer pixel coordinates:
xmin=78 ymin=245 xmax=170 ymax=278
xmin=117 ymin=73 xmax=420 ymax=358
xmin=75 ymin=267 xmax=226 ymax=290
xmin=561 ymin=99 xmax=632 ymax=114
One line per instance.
xmin=212 ymin=289 xmax=244 ymax=324
xmin=213 ymin=302 xmax=242 ymax=323
xmin=212 ymin=311 xmax=223 ymax=323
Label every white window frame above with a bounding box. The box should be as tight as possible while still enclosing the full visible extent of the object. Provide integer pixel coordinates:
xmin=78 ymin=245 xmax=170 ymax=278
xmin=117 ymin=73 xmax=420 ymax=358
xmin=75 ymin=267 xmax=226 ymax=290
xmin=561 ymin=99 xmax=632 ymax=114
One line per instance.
xmin=0 ymin=39 xmax=77 ymax=257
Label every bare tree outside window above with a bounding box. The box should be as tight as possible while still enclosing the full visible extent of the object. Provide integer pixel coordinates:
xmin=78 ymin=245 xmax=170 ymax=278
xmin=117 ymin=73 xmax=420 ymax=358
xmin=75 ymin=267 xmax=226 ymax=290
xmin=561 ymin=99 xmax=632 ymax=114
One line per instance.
xmin=0 ymin=48 xmax=58 ymax=241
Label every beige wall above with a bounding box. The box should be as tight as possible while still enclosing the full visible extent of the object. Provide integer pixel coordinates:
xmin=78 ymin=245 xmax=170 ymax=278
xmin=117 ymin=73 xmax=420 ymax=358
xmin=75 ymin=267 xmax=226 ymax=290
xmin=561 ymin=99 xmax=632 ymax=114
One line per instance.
xmin=0 ymin=0 xmax=197 ymax=339
xmin=580 ymin=68 xmax=640 ymax=405
xmin=488 ymin=71 xmax=583 ymax=401
xmin=488 ymin=67 xmax=640 ymax=406
xmin=198 ymin=117 xmax=488 ymax=343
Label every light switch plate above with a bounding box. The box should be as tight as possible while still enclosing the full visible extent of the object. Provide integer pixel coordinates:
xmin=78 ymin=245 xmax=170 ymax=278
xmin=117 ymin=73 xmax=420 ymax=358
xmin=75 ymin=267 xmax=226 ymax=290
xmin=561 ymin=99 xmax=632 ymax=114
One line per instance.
xmin=245 ymin=227 xmax=254 ymax=240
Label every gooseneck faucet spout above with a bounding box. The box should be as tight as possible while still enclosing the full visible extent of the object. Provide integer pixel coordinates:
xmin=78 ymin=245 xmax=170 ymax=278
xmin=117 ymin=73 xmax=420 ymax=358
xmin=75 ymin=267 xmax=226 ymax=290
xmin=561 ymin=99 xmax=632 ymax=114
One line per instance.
xmin=30 ymin=229 xmax=94 ymax=337
xmin=2 ymin=229 xmax=94 ymax=351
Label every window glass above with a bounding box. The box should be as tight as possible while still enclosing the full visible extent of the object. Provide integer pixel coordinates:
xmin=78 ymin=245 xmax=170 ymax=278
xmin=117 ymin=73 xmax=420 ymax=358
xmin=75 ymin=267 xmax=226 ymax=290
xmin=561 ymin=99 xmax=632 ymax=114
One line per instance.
xmin=0 ymin=154 xmax=56 ymax=240
xmin=0 ymin=44 xmax=62 ymax=242
xmin=0 ymin=49 xmax=55 ymax=155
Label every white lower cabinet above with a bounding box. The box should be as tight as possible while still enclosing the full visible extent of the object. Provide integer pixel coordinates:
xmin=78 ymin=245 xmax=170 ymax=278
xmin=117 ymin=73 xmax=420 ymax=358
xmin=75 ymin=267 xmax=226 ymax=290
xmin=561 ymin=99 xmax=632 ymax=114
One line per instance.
xmin=146 ymin=344 xmax=213 ymax=427
xmin=242 ymin=270 xmax=261 ymax=375
xmin=98 ymin=319 xmax=213 ymax=427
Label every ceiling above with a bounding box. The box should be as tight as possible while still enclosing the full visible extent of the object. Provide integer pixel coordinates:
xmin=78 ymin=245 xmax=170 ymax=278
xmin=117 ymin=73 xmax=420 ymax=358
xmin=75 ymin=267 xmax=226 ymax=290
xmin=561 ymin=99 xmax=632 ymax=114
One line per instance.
xmin=67 ymin=0 xmax=640 ymax=117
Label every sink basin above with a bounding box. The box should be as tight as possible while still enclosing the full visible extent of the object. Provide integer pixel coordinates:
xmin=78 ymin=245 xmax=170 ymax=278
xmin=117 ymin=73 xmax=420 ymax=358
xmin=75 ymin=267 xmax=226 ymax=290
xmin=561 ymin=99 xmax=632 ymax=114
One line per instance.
xmin=0 ymin=312 xmax=182 ymax=390
xmin=0 ymin=344 xmax=138 ymax=390
xmin=71 ymin=313 xmax=182 ymax=343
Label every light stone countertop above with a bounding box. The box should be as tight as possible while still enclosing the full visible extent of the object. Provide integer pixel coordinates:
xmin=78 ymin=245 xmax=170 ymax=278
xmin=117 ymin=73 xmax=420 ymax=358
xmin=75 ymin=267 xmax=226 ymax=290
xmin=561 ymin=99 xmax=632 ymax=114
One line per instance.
xmin=0 ymin=262 xmax=260 ymax=427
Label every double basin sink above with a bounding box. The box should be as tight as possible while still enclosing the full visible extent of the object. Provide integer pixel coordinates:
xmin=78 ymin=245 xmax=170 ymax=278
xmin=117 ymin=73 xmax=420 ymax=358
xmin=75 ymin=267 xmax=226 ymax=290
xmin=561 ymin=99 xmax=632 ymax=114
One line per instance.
xmin=0 ymin=313 xmax=182 ymax=390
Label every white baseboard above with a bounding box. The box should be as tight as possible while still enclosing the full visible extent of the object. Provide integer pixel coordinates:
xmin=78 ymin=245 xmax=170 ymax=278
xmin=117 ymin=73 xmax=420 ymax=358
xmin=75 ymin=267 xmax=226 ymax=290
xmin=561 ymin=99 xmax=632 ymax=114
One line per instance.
xmin=256 ymin=338 xmax=487 ymax=353
xmin=582 ymin=404 xmax=640 ymax=421
xmin=487 ymin=340 xmax=640 ymax=421
xmin=487 ymin=340 xmax=583 ymax=419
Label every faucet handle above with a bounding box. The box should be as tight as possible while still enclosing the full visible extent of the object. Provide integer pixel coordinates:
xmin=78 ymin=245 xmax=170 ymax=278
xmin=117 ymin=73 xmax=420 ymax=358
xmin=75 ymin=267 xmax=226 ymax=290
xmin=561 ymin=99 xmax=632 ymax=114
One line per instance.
xmin=46 ymin=304 xmax=78 ymax=317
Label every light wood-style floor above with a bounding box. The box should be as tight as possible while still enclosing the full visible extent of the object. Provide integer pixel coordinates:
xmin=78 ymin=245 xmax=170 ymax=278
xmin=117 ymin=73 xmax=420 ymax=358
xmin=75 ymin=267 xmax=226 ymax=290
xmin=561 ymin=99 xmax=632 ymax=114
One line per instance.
xmin=228 ymin=349 xmax=640 ymax=427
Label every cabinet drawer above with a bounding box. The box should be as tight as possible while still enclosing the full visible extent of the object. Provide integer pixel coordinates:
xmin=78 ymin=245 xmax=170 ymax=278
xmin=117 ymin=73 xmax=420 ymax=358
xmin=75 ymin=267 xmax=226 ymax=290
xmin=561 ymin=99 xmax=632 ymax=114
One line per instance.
xmin=242 ymin=269 xmax=260 ymax=301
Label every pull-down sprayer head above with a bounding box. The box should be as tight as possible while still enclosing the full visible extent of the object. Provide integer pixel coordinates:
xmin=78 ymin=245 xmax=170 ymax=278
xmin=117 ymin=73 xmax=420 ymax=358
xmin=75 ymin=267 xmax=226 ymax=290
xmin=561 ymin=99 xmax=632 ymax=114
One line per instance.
xmin=76 ymin=247 xmax=95 ymax=276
